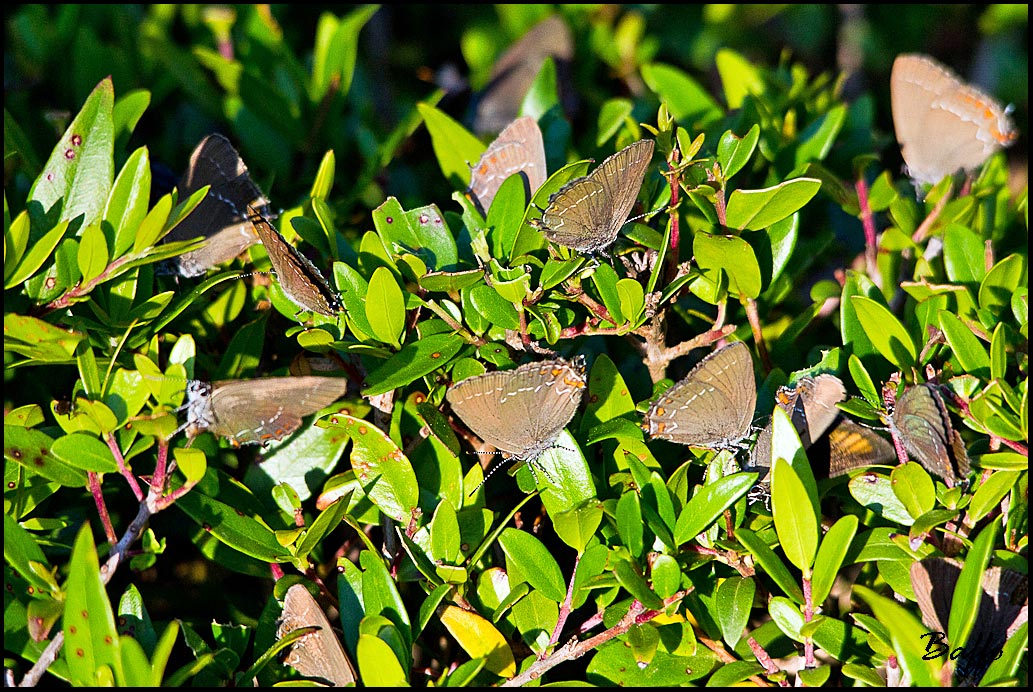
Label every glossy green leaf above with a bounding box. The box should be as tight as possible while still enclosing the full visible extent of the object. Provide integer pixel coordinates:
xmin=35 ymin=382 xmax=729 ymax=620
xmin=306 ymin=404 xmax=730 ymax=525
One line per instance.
xmin=498 ymin=528 xmax=565 ymax=602
xmin=725 ymin=178 xmax=822 ymax=231
xmin=366 ymin=266 xmax=406 ymax=347
xmin=417 ymin=102 xmax=484 ymax=189
xmin=322 ymin=414 xmax=419 ymax=523
xmin=362 ymin=332 xmax=465 ymax=397
xmin=890 ymin=462 xmax=936 ymax=520
xmin=938 ymin=310 xmax=990 ymax=378
xmin=63 ymin=524 xmax=124 ymax=685
xmin=715 ymin=576 xmax=755 ymax=649
xmin=736 ymin=528 xmax=804 ymax=603
xmin=771 ymin=458 xmax=818 ymax=574
xmin=28 ymin=76 xmax=114 ymax=227
xmin=4 ymin=425 xmax=87 ymax=487
xmin=49 ymin=433 xmax=118 ymax=473
xmin=717 ymin=124 xmax=759 ymax=179
xmin=848 ymin=473 xmax=914 ymax=525
xmin=811 ymin=515 xmax=858 ymax=606
xmin=849 ymin=295 xmax=917 ymax=369
xmin=854 ymin=585 xmax=940 ymax=687
xmin=105 ymin=146 xmax=151 ymax=257
xmin=715 ymin=48 xmax=763 ymax=110
xmin=640 ymin=62 xmax=722 ymax=126
xmin=673 ymin=472 xmax=754 ymax=546
xmin=693 ymin=231 xmax=762 ymax=299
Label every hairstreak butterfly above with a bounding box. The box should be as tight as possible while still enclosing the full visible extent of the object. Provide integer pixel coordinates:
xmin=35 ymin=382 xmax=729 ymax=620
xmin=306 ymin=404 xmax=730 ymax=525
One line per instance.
xmin=467 ymin=115 xmax=547 ymax=216
xmin=446 ymin=356 xmax=586 ymax=468
xmin=909 ymin=557 xmax=1028 ymax=686
xmin=472 ymin=15 xmax=574 ymax=136
xmin=643 ymin=341 xmax=756 ymax=451
xmin=749 ymin=374 xmax=895 ymax=483
xmin=891 ymin=53 xmax=1017 ymax=190
xmin=883 ymin=383 xmax=970 ymax=485
xmin=277 ymin=583 xmax=357 ymax=686
xmin=248 ymin=206 xmax=343 ymax=318
xmin=165 ymin=134 xmax=269 ymax=277
xmin=181 ymin=375 xmax=349 ymax=446
xmin=532 ymin=139 xmax=654 ymax=255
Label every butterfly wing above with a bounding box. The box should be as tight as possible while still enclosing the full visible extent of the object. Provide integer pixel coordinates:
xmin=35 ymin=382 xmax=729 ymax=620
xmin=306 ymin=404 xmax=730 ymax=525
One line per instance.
xmin=468 ymin=116 xmax=547 ymax=215
xmin=277 ymin=584 xmax=357 ymax=686
xmin=249 ymin=208 xmax=342 ymax=317
xmin=166 ymin=134 xmax=268 ymax=276
xmin=203 ymin=376 xmax=349 ymax=446
xmin=539 ymin=139 xmax=654 ymax=253
xmin=644 ymin=342 xmax=756 ymax=449
xmin=447 ymin=358 xmax=586 ymax=460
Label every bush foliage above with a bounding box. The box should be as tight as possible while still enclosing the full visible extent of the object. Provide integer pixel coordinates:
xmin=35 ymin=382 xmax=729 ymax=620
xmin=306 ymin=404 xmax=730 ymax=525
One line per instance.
xmin=4 ymin=4 xmax=1028 ymax=687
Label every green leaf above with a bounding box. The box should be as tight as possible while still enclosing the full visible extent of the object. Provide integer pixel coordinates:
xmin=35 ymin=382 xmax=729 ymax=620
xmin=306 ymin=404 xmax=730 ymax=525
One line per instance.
xmin=429 ymin=499 xmax=462 ymax=564
xmin=4 ymin=425 xmax=87 ymax=487
xmin=640 ymin=62 xmax=722 ymax=126
xmin=5 ymin=214 xmax=70 ymax=289
xmin=417 ymin=102 xmax=484 ymax=189
xmin=942 ymin=223 xmax=986 ymax=284
xmin=322 ymin=414 xmax=419 ymax=523
xmin=356 ymin=633 xmax=408 ymax=686
xmin=849 ymin=295 xmax=917 ymax=369
xmin=949 ymin=523 xmax=998 ymax=651
xmin=372 ymin=197 xmax=458 ymax=272
xmin=890 ymin=462 xmax=935 ymax=520
xmin=978 ymin=253 xmax=1025 ymax=320
xmin=673 ymin=473 xmax=755 ymax=545
xmin=366 ymin=266 xmax=406 ymax=347
xmin=612 ymin=560 xmax=664 ymax=612
xmin=362 ymin=332 xmax=465 ymax=397
xmin=3 ymin=513 xmax=57 ymax=594
xmin=715 ymin=576 xmax=755 ymax=649
xmin=966 ymin=471 xmax=1020 ymax=525
xmin=736 ymin=528 xmax=804 ymax=603
xmin=771 ymin=457 xmax=818 ymax=574
xmin=717 ymin=124 xmax=759 ymax=179
xmin=174 ymin=487 xmax=294 ymax=564
xmin=938 ymin=310 xmax=990 ymax=378
xmin=104 ymin=146 xmax=151 ymax=257
xmin=28 ymin=76 xmax=114 ymax=227
xmin=853 ymin=586 xmax=940 ymax=687
xmin=811 ymin=515 xmax=858 ymax=606
xmin=63 ymin=524 xmax=124 ymax=685
xmin=310 ymin=5 xmax=378 ymax=101
xmin=715 ymin=48 xmax=763 ymax=110
xmin=591 ymin=262 xmax=625 ymax=325
xmin=725 ymin=178 xmax=822 ymax=231
xmin=795 ymin=104 xmax=846 ymax=167
xmin=693 ymin=231 xmax=762 ymax=299
xmin=50 ymin=433 xmax=119 ymax=474
xmin=498 ymin=528 xmax=565 ymax=602
xmin=469 ymin=283 xmax=520 ymax=330
xmin=848 ymin=473 xmax=914 ymax=525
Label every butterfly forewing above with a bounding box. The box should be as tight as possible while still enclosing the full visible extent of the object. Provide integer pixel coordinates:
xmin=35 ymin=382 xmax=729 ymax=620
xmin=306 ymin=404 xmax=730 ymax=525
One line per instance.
xmin=644 ymin=342 xmax=756 ymax=449
xmin=468 ymin=116 xmax=547 ymax=215
xmin=890 ymin=384 xmax=968 ymax=484
xmin=539 ymin=139 xmax=654 ymax=253
xmin=827 ymin=418 xmax=896 ymax=477
xmin=277 ymin=584 xmax=357 ymax=686
xmin=446 ymin=358 xmax=586 ymax=461
xmin=166 ymin=134 xmax=269 ymax=277
xmin=891 ymin=53 xmax=1016 ymax=188
xmin=248 ymin=207 xmax=342 ymax=317
xmin=189 ymin=376 xmax=349 ymax=446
